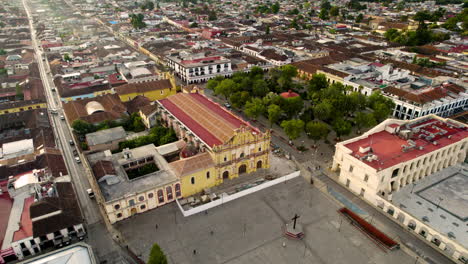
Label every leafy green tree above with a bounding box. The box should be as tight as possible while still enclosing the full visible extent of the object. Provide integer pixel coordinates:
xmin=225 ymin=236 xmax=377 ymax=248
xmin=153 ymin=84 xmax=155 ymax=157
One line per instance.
xmin=190 ymin=22 xmax=198 ymax=28
xmin=265 ymin=25 xmax=270 ymax=35
xmin=283 ymin=96 xmax=303 ymax=119
xmin=373 ymin=103 xmax=392 ymax=122
xmin=147 ymin=243 xmax=167 ymax=264
xmin=354 ymin=112 xmax=376 ymax=132
xmin=313 ymin=101 xmax=333 ymax=121
xmin=355 ymin=13 xmax=363 ymax=23
xmin=244 ymin=98 xmax=266 ymax=120
xmin=280 ymin=65 xmax=298 ymax=80
xmin=214 ymin=79 xmax=236 ymax=99
xmin=305 ymin=121 xmax=330 ymax=146
xmin=130 ymin=14 xmax=146 ymax=29
xmin=271 ymin=2 xmax=280 ymax=13
xmin=63 ymin=53 xmax=72 ymax=62
xmin=330 ymin=6 xmax=340 ymax=17
xmin=72 ymin=120 xmax=96 ymax=135
xmin=267 ymin=104 xmax=282 ymax=127
xmin=321 ymin=0 xmax=331 ymax=10
xmin=249 ymin=66 xmax=264 ymax=77
xmin=229 ymin=91 xmax=250 ymax=109
xmin=307 ymin=73 xmax=328 ymax=94
xmin=0 ymin=49 xmax=7 ymax=55
xmin=206 ymin=79 xmax=219 ymax=90
xmin=348 ymin=92 xmax=367 ymax=110
xmin=319 ymin=8 xmax=329 ymax=20
xmin=252 ymin=79 xmax=269 ymax=97
xmin=208 ymin=10 xmax=217 ymax=21
xmin=281 ymin=119 xmax=304 ymax=140
xmin=332 ymin=118 xmax=352 ymax=139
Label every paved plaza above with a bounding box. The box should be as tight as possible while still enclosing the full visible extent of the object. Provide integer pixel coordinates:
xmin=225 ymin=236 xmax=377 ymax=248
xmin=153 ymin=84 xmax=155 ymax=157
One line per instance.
xmin=116 ymin=177 xmax=415 ymax=264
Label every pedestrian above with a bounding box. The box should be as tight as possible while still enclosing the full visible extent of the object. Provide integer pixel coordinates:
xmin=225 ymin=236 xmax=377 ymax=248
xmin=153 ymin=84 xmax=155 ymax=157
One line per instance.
xmin=155 ymin=224 xmax=158 ymax=229
xmin=210 ymin=230 xmax=214 ymax=235
xmin=193 ymin=249 xmax=197 ymax=255
xmin=205 ymin=210 xmax=208 ymax=215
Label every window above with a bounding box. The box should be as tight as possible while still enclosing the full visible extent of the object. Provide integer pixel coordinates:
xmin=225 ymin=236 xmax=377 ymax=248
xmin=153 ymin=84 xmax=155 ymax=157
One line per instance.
xmin=141 ymin=205 xmax=146 ymax=210
xmin=206 ymin=171 xmax=210 ymax=179
xmin=259 ymin=147 xmax=262 ymax=151
xmin=224 ymin=156 xmax=227 ymax=162
xmin=20 ymin=243 xmax=26 ymax=249
xmin=349 ymin=165 xmax=354 ymax=172
xmin=117 ymin=213 xmax=122 ymax=218
xmin=139 ymin=196 xmax=144 ymax=202
xmin=175 ymin=184 xmax=181 ymax=197
xmin=157 ymin=190 xmax=164 ymax=203
xmin=240 ymin=153 xmax=244 ymax=158
xmin=148 ymin=193 xmax=154 ymax=199
xmin=129 ymin=199 xmax=135 ymax=206
xmin=166 ymin=186 xmax=173 ymax=200
xmin=392 ymin=168 xmax=399 ymax=178
xmin=364 ymin=174 xmax=369 ymax=182
xmin=114 ymin=204 xmax=120 ymax=210
xmin=191 ymin=177 xmax=195 ymax=184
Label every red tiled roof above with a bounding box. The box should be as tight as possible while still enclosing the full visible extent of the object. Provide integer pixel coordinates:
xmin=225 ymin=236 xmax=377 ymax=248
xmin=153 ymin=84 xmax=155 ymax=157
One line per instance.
xmin=13 ymin=196 xmax=34 ymax=242
xmin=159 ymin=93 xmax=259 ymax=147
xmin=344 ymin=118 xmax=468 ymax=170
xmin=280 ymin=90 xmax=300 ymax=98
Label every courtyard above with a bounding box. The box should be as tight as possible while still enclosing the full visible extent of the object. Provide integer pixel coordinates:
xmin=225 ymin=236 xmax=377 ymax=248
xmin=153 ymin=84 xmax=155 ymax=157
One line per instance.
xmin=116 ymin=177 xmax=415 ymax=264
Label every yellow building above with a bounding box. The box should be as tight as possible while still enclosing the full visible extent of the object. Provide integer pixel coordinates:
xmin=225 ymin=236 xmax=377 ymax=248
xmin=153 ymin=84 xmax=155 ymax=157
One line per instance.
xmin=316 ymin=67 xmax=349 ymax=84
xmin=155 ymin=93 xmax=271 ymax=197
xmin=0 ymin=99 xmax=47 ymax=115
xmin=114 ymin=74 xmax=177 ymax=102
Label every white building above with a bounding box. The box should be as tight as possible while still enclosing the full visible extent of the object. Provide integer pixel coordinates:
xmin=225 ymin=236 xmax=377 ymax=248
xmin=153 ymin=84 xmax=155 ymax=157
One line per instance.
xmin=332 ymin=115 xmax=468 ymax=262
xmin=165 ymin=52 xmax=232 ymax=84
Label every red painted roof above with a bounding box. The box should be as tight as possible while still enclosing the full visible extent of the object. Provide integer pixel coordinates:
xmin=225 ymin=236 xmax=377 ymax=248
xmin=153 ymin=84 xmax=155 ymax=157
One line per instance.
xmin=12 ymin=196 xmax=34 ymax=242
xmin=159 ymin=98 xmax=222 ymax=147
xmin=280 ymin=90 xmax=300 ymax=98
xmin=159 ymin=93 xmax=260 ymax=147
xmin=0 ymin=181 xmax=13 ymax=248
xmin=345 ymin=118 xmax=468 ymax=170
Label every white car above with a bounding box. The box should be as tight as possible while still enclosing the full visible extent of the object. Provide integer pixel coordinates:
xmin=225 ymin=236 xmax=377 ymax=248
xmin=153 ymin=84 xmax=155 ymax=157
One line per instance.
xmin=87 ymin=189 xmax=95 ymax=199
xmin=75 ymin=157 xmax=81 ymax=163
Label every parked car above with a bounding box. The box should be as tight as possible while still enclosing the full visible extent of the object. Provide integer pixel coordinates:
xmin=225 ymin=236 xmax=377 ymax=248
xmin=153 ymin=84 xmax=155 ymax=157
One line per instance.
xmin=73 ymin=149 xmax=78 ymax=156
xmin=60 ymin=115 xmax=65 ymax=120
xmin=75 ymin=157 xmax=81 ymax=163
xmin=69 ymin=140 xmax=74 ymax=146
xmin=87 ymin=189 xmax=95 ymax=199
xmin=224 ymin=103 xmax=231 ymax=109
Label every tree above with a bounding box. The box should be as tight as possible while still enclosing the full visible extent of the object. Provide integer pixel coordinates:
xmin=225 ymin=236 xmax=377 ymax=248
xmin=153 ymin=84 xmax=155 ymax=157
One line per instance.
xmin=348 ymin=92 xmax=367 ymax=110
xmin=354 ymin=112 xmax=376 ymax=133
xmin=319 ymin=8 xmax=329 ymax=20
xmin=281 ymin=119 xmax=304 ymax=140
xmin=208 ymin=10 xmax=217 ymax=21
xmin=206 ymin=79 xmax=219 ymax=90
xmin=373 ymin=103 xmax=392 ymax=122
xmin=147 ymin=243 xmax=167 ymax=264
xmin=313 ymin=101 xmax=333 ymax=121
xmin=355 ymin=13 xmax=363 ymax=23
xmin=267 ymin=104 xmax=282 ymax=127
xmin=229 ymin=91 xmax=250 ymax=109
xmin=244 ymin=98 xmax=266 ymax=120
xmin=130 ymin=14 xmax=146 ymax=29
xmin=265 ymin=25 xmax=270 ymax=35
xmin=283 ymin=96 xmax=303 ymax=119
xmin=63 ymin=53 xmax=72 ymax=62
xmin=0 ymin=49 xmax=6 ymax=55
xmin=330 ymin=6 xmax=340 ymax=17
xmin=72 ymin=120 xmax=96 ymax=135
xmin=271 ymin=2 xmax=280 ymax=13
xmin=280 ymin=65 xmax=298 ymax=80
xmin=249 ymin=66 xmax=264 ymax=77
xmin=305 ymin=121 xmax=330 ymax=146
xmin=321 ymin=0 xmax=331 ymax=10
xmin=214 ymin=79 xmax=236 ymax=99
xmin=332 ymin=118 xmax=352 ymax=139
xmin=307 ymin=73 xmax=329 ymax=94
xmin=252 ymin=79 xmax=269 ymax=97
xmin=189 ymin=22 xmax=198 ymax=28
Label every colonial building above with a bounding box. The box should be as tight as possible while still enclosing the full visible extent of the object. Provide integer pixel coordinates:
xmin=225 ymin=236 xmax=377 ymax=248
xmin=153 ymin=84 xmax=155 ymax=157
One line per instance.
xmin=156 ymin=93 xmax=271 ymax=185
xmin=332 ymin=115 xmax=467 ymax=202
xmin=165 ymin=52 xmax=233 ymax=84
xmin=331 ymin=115 xmax=468 ymax=262
xmin=114 ymin=74 xmax=177 ymax=102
